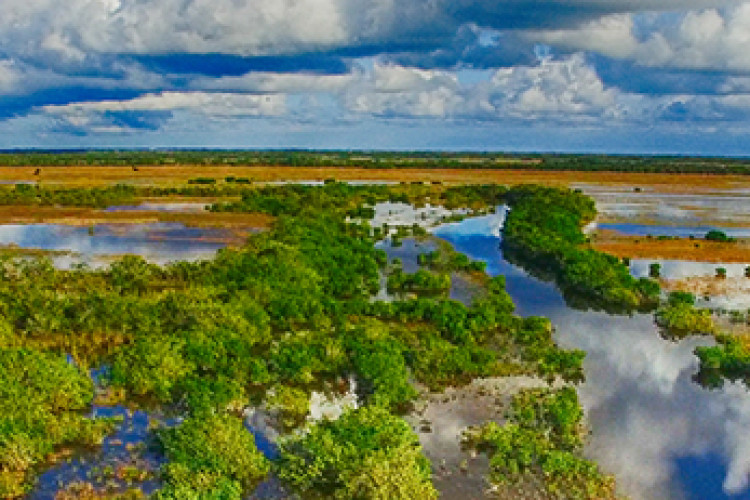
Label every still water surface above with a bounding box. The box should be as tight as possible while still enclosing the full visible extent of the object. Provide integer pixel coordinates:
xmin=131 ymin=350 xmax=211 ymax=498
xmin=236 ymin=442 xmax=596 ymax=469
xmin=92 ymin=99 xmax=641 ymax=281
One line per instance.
xmin=434 ymin=212 xmax=750 ymax=500
xmin=597 ymin=222 xmax=750 ymax=239
xmin=29 ymin=406 xmax=172 ymax=500
xmin=0 ymin=223 xmax=228 ymax=267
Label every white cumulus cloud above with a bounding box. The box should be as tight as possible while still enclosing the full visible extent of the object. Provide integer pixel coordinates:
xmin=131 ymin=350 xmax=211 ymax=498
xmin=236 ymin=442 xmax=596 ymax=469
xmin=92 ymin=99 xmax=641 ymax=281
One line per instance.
xmin=345 ymin=55 xmax=631 ymax=122
xmin=40 ymin=91 xmax=286 ymax=133
xmin=43 ymin=91 xmax=286 ymax=117
xmin=531 ymin=4 xmax=750 ymax=73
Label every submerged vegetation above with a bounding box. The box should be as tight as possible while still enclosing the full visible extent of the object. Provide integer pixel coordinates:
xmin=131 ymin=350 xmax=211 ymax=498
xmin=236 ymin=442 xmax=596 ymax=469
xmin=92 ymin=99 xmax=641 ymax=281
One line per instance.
xmin=386 ymin=268 xmax=452 ymax=296
xmin=645 ymin=291 xmax=750 ymax=390
xmin=0 ymin=349 xmax=118 ymax=497
xmin=2 ymin=146 xmax=750 ymax=500
xmin=463 ymin=387 xmax=616 ymax=499
xmin=277 ymin=405 xmax=437 ymax=499
xmin=695 ymin=336 xmax=750 ymax=389
xmin=417 ymin=244 xmax=487 ymax=273
xmin=5 ymin=175 xmax=749 ymax=498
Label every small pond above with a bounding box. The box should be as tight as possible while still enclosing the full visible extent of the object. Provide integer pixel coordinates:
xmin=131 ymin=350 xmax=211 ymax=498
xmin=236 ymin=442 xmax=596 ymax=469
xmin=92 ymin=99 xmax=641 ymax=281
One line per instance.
xmin=0 ymin=223 xmax=231 ymax=268
xmin=29 ymin=406 xmax=174 ymax=500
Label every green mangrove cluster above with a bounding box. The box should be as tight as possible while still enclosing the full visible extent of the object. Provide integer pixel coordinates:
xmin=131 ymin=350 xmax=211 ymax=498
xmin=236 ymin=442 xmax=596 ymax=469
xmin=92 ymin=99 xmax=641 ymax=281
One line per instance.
xmin=0 ymin=181 xmax=602 ymax=499
xmin=503 ymin=185 xmax=660 ymax=312
xmin=0 ymin=349 xmax=118 ymax=497
xmin=655 ymin=292 xmax=717 ymax=340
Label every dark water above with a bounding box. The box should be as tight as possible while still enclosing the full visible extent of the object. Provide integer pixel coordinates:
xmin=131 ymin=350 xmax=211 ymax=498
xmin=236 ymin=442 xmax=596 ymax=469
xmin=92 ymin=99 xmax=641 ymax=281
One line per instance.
xmin=0 ymin=223 xmax=228 ymax=267
xmin=30 ymin=406 xmax=173 ymax=499
xmin=434 ymin=214 xmax=750 ymax=500
xmin=105 ymin=202 xmax=209 ymax=213
xmin=597 ymin=222 xmax=750 ymax=239
xmin=375 ymin=238 xmax=437 ymax=274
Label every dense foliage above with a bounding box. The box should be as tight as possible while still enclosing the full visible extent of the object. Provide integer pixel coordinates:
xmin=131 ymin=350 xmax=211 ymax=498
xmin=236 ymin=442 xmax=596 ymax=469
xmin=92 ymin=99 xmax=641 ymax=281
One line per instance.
xmin=705 ymin=230 xmax=734 ymax=242
xmin=0 ymin=349 xmax=117 ymax=497
xmin=655 ymin=292 xmax=716 ymax=339
xmin=386 ymin=268 xmax=452 ymax=295
xmin=417 ymin=245 xmax=487 ymax=273
xmin=210 ymin=181 xmax=505 ymax=218
xmin=0 ymin=183 xmax=136 ymax=208
xmin=649 ymin=294 xmax=750 ymax=389
xmin=695 ymin=336 xmax=750 ymax=389
xmin=155 ymin=414 xmax=270 ymax=499
xmin=464 ymin=387 xmax=616 ymax=499
xmin=277 ymin=406 xmax=437 ymax=500
xmin=503 ymin=185 xmax=660 ymax=312
xmin=0 ymin=180 xmax=598 ymax=498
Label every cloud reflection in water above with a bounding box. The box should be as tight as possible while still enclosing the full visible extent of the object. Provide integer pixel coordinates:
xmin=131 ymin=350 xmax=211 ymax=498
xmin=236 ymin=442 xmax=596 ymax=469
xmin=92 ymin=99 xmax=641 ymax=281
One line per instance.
xmin=436 ymin=212 xmax=750 ymax=500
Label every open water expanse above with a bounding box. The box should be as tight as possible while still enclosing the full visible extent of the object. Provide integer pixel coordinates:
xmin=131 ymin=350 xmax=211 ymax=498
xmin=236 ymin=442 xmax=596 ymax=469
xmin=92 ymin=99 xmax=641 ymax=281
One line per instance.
xmin=433 ymin=212 xmax=750 ymax=500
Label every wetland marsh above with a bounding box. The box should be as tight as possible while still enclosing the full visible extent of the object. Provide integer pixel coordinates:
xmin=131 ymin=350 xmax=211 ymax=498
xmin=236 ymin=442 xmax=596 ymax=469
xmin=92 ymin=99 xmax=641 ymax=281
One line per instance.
xmin=1 ymin=162 xmax=750 ymax=500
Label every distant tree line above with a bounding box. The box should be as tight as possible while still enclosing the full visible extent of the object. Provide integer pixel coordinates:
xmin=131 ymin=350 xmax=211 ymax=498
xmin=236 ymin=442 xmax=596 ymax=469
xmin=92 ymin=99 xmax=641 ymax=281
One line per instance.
xmin=0 ymin=150 xmax=749 ymax=174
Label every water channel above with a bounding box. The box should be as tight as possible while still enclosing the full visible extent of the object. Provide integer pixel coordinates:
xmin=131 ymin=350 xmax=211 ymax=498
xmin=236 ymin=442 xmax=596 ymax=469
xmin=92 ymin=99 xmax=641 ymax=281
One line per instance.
xmin=432 ymin=211 xmax=750 ymax=500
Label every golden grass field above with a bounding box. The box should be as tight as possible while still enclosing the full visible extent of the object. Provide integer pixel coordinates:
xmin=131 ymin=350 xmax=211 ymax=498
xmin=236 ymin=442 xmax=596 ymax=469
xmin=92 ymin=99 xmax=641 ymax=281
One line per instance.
xmin=591 ymin=231 xmax=750 ymax=263
xmin=3 ymin=164 xmax=750 ymax=190
xmin=2 ymin=165 xmax=750 ymax=262
xmin=0 ymin=205 xmax=272 ymax=230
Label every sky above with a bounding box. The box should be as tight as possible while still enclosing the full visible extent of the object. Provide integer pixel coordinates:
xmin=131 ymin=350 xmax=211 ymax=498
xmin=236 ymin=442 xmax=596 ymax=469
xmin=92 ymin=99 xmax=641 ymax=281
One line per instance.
xmin=2 ymin=1 xmax=750 ymax=154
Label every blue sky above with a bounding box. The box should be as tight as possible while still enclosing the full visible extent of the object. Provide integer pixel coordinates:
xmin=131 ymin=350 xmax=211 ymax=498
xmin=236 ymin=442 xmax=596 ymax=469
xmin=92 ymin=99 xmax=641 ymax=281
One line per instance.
xmin=2 ymin=0 xmax=750 ymax=154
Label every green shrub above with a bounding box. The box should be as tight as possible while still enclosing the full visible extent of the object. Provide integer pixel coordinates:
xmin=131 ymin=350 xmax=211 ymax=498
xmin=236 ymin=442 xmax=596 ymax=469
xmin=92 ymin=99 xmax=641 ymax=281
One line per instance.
xmin=156 ymin=414 xmax=270 ymax=499
xmin=695 ymin=336 xmax=750 ymax=388
xmin=277 ymin=406 xmax=437 ymax=499
xmin=656 ymin=303 xmax=716 ymax=339
xmin=0 ymin=349 xmax=117 ymax=497
xmin=705 ymin=230 xmax=733 ymax=242
xmin=188 ymin=177 xmax=217 ymax=185
xmin=464 ymin=388 xmax=615 ymax=500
